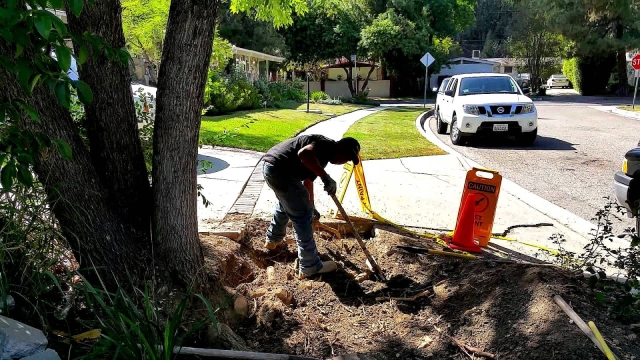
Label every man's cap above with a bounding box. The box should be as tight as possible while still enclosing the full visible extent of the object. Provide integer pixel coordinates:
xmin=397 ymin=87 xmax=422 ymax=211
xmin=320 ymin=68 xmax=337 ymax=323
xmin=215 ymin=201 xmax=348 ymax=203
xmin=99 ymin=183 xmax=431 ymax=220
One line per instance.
xmin=339 ymin=137 xmax=361 ymax=165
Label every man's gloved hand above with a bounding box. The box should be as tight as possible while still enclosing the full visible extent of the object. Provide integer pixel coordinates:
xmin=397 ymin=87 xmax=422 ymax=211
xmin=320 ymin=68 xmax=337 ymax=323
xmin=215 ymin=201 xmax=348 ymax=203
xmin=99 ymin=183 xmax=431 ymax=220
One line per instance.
xmin=320 ymin=174 xmax=337 ymax=195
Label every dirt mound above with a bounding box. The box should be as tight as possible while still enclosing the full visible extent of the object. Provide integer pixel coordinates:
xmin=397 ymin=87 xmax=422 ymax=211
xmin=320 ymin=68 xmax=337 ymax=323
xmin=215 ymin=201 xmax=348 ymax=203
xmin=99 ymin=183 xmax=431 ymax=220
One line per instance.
xmin=203 ymin=217 xmax=640 ymax=360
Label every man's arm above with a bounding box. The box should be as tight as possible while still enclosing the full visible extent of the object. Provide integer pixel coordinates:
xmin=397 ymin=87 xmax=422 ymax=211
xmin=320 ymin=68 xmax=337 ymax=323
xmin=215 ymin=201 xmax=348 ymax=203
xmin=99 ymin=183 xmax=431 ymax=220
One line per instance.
xmin=298 ymin=144 xmax=327 ymax=178
xmin=303 ymin=179 xmax=314 ymax=205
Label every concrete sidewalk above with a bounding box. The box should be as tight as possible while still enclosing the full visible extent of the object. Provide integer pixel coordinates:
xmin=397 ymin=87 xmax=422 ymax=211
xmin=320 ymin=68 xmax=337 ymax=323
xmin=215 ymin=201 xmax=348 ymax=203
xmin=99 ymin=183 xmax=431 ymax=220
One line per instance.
xmin=196 ymin=108 xmax=383 ymax=231
xmin=252 ymin=108 xmax=629 ymax=266
xmin=197 ymin=146 xmax=263 ymax=231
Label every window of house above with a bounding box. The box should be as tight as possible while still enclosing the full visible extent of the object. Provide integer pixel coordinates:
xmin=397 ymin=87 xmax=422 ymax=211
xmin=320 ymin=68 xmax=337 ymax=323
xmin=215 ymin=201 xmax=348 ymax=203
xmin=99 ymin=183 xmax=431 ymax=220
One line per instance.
xmin=504 ymin=66 xmax=513 ymax=73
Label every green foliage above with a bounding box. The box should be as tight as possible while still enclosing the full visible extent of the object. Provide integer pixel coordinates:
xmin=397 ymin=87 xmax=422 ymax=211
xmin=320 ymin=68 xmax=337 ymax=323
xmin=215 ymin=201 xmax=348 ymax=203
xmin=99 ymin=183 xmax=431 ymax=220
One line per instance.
xmin=132 ymin=88 xmax=156 ymax=172
xmin=506 ymin=0 xmax=564 ymax=92
xmin=203 ymin=66 xmax=261 ymax=116
xmin=77 ymin=280 xmax=224 ymax=359
xmin=562 ymin=55 xmax=616 ymax=95
xmin=230 ymin=0 xmax=308 ymax=27
xmin=562 ymin=58 xmax=580 ymax=93
xmin=0 ymin=2 xmax=131 ymax=190
xmin=0 ymin=182 xmax=68 ymax=329
xmin=122 ymin=0 xmax=233 ymax=68
xmin=541 ymin=200 xmax=640 ymax=321
xmin=311 ymin=91 xmax=329 ymax=102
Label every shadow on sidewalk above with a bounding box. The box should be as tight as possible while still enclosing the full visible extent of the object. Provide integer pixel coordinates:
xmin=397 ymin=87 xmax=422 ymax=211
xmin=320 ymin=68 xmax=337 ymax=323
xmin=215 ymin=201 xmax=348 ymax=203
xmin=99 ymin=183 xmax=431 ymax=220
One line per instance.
xmin=197 ymin=154 xmax=230 ymax=174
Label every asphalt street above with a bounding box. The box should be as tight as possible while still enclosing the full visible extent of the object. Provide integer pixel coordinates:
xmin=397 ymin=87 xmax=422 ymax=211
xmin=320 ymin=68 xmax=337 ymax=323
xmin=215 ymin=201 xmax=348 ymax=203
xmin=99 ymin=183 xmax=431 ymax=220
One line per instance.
xmin=428 ymin=89 xmax=639 ymax=236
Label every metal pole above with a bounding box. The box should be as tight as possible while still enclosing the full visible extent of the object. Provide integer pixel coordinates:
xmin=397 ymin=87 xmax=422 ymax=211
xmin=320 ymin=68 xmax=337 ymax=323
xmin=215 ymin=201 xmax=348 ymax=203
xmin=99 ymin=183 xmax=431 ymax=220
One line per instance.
xmin=354 ymin=56 xmax=358 ymax=96
xmin=633 ymin=71 xmax=639 ymax=110
xmin=424 ymin=65 xmax=428 ymax=109
xmin=307 ymin=72 xmax=310 ymax=113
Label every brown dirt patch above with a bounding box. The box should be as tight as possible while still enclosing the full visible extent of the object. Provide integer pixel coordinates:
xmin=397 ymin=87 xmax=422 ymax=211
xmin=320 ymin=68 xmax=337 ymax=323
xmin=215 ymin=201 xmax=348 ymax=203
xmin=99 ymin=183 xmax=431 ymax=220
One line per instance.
xmin=203 ymin=217 xmax=640 ymax=360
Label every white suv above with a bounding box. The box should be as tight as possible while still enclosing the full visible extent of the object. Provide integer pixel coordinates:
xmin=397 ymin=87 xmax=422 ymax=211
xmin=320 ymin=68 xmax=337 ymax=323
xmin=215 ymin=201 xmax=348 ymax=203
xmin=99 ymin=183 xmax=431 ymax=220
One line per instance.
xmin=434 ymin=73 xmax=538 ymax=146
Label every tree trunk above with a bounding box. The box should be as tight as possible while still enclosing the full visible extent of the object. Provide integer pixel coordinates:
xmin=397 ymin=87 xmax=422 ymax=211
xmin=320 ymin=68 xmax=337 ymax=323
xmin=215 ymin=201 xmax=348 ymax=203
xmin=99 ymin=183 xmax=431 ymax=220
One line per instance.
xmin=66 ymin=0 xmax=152 ymax=243
xmin=360 ymin=66 xmax=376 ymax=93
xmin=342 ymin=66 xmax=355 ymax=97
xmin=152 ymin=0 xmax=219 ymax=287
xmin=0 ymin=45 xmax=149 ymax=287
xmin=615 ymin=23 xmax=629 ymax=97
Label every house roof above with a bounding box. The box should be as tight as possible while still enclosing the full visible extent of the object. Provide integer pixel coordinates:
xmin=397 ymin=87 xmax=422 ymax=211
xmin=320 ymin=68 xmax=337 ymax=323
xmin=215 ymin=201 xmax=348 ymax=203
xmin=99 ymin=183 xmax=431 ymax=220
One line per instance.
xmin=485 ymin=57 xmax=562 ymax=66
xmin=447 ymin=57 xmax=500 ymax=65
xmin=321 ymin=58 xmax=377 ymax=69
xmin=231 ymin=46 xmax=285 ymax=63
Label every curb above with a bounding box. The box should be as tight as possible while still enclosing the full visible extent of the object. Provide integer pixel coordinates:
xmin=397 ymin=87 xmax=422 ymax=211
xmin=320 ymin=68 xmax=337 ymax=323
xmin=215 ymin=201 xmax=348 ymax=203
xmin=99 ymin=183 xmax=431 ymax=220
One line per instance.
xmin=415 ymin=112 xmax=597 ymax=239
xmin=611 ymin=107 xmax=640 ymax=120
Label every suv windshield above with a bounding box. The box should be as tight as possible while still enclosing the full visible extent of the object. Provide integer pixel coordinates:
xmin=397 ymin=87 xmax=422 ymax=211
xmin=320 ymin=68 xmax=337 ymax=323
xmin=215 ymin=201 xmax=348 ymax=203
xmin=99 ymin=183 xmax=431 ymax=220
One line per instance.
xmin=438 ymin=79 xmax=450 ymax=92
xmin=458 ymin=76 xmax=520 ymax=96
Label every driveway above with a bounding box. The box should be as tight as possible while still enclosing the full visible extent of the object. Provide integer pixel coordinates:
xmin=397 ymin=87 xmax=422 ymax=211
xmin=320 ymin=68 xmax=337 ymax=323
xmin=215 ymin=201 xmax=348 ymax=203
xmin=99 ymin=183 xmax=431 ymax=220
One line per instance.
xmin=429 ymin=90 xmax=639 ymax=235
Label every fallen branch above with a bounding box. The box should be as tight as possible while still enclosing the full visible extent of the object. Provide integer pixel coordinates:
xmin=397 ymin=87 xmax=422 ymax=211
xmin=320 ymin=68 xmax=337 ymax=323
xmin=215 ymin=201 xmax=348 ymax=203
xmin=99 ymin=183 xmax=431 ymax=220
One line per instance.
xmin=375 ymin=290 xmax=430 ymax=302
xmin=434 ymin=325 xmax=496 ymax=359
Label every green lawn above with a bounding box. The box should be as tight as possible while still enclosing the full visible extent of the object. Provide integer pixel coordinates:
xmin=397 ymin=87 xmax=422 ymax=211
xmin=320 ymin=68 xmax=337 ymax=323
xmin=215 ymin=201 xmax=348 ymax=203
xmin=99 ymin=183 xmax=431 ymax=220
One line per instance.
xmin=344 ymin=107 xmax=446 ymax=160
xmin=200 ymin=103 xmax=364 ymax=152
xmin=618 ymin=106 xmax=640 ymax=113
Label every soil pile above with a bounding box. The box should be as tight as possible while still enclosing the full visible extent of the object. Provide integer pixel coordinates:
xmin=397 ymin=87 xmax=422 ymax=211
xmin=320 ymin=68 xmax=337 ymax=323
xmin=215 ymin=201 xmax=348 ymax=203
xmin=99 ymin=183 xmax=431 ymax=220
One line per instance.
xmin=201 ymin=218 xmax=640 ymax=360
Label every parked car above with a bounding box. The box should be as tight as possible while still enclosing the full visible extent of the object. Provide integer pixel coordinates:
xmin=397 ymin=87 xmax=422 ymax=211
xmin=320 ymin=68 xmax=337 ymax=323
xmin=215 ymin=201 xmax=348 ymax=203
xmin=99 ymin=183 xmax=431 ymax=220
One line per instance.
xmin=546 ymin=74 xmax=571 ymax=89
xmin=434 ymin=73 xmax=537 ymax=146
xmin=613 ymin=146 xmax=640 ymax=233
xmin=433 ymin=77 xmax=451 ymax=123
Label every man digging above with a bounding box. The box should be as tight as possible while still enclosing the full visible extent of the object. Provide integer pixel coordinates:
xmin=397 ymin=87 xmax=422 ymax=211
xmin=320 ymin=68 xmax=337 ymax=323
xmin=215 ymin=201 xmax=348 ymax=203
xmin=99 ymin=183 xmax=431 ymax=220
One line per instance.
xmin=262 ymin=135 xmax=361 ymax=279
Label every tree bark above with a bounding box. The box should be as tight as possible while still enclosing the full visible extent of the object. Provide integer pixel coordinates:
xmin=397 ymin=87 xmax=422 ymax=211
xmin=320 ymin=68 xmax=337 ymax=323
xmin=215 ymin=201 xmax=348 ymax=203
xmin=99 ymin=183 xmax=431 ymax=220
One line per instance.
xmin=65 ymin=0 xmax=152 ymax=242
xmin=360 ymin=65 xmax=376 ymax=93
xmin=0 ymin=45 xmax=149 ymax=287
xmin=615 ymin=22 xmax=629 ymax=97
xmin=342 ymin=65 xmax=355 ymax=97
xmin=152 ymin=0 xmax=219 ymax=287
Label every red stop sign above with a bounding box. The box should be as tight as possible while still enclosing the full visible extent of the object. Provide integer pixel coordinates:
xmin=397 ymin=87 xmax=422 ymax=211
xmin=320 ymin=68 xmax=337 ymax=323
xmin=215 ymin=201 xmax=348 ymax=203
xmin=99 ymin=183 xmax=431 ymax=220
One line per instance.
xmin=633 ymin=54 xmax=640 ymax=70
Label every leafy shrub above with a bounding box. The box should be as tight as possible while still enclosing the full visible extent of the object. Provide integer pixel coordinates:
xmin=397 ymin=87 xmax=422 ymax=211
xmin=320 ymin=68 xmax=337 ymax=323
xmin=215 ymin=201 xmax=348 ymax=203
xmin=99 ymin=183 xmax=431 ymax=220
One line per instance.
xmin=318 ymin=98 xmax=343 ymax=105
xmin=203 ymin=65 xmax=260 ymax=116
xmin=542 ymin=199 xmax=640 ymax=321
xmin=131 ymin=88 xmax=155 ymax=172
xmin=311 ymin=91 xmax=329 ymax=102
xmin=268 ymin=79 xmax=305 ymax=103
xmin=562 ymin=58 xmax=581 ymax=93
xmin=563 ymin=55 xmax=616 ymax=95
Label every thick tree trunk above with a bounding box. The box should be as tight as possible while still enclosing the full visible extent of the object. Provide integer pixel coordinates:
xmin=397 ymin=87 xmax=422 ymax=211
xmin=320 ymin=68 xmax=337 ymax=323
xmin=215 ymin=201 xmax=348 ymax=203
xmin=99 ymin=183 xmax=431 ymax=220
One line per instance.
xmin=342 ymin=66 xmax=355 ymax=97
xmin=360 ymin=66 xmax=376 ymax=93
xmin=152 ymin=0 xmax=219 ymax=287
xmin=614 ymin=22 xmax=629 ymax=97
xmin=66 ymin=0 xmax=152 ymax=241
xmin=0 ymin=45 xmax=148 ymax=287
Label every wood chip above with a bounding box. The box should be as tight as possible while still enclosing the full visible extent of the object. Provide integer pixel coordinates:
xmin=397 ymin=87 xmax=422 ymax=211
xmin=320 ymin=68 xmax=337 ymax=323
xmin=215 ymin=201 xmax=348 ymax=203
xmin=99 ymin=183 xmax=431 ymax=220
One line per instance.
xmin=376 ymin=290 xmax=431 ymax=302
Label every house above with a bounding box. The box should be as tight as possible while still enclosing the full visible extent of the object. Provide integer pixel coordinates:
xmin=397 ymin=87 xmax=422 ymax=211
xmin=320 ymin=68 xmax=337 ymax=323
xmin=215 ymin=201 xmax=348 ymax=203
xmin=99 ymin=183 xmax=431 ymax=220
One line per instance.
xmin=430 ymin=57 xmax=500 ymax=89
xmin=230 ymin=45 xmax=285 ymax=82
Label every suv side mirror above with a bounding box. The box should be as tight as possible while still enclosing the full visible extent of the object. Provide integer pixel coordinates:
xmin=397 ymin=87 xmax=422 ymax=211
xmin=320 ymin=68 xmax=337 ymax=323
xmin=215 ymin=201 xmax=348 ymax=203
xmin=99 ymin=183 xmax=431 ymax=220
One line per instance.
xmin=522 ymin=87 xmax=531 ymax=95
xmin=444 ymin=90 xmax=454 ymax=97
xmin=432 ymin=87 xmax=438 ymax=92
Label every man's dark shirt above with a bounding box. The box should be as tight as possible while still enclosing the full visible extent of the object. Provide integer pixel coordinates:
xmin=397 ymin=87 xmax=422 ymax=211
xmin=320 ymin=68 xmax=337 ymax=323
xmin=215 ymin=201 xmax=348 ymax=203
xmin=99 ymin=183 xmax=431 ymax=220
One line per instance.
xmin=263 ymin=135 xmax=338 ymax=181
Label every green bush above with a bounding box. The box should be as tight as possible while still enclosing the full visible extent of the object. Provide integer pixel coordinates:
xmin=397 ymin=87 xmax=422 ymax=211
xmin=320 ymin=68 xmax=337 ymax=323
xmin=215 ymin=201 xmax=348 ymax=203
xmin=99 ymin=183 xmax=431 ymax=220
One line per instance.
xmin=563 ymin=55 xmax=616 ymax=95
xmin=268 ymin=79 xmax=306 ymax=103
xmin=562 ymin=58 xmax=580 ymax=92
xmin=311 ymin=91 xmax=329 ymax=102
xmin=203 ymin=66 xmax=260 ymax=116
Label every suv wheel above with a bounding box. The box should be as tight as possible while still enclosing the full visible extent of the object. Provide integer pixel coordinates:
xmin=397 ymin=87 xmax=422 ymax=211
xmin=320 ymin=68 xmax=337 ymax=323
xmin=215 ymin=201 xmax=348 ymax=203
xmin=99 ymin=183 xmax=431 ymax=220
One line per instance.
xmin=450 ymin=115 xmax=465 ymax=146
xmin=517 ymin=129 xmax=537 ymax=146
xmin=436 ymin=108 xmax=448 ymax=134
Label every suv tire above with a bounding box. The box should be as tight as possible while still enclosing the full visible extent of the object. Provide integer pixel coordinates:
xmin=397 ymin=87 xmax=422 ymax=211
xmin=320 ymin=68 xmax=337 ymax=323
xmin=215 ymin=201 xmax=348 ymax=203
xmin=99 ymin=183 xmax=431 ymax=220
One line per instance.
xmin=436 ymin=108 xmax=448 ymax=134
xmin=450 ymin=115 xmax=465 ymax=146
xmin=517 ymin=129 xmax=537 ymax=146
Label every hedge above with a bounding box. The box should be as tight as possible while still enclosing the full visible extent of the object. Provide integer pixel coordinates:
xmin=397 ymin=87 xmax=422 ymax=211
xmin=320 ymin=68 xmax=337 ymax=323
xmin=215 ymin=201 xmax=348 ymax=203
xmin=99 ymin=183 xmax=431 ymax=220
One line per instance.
xmin=562 ymin=54 xmax=616 ymax=95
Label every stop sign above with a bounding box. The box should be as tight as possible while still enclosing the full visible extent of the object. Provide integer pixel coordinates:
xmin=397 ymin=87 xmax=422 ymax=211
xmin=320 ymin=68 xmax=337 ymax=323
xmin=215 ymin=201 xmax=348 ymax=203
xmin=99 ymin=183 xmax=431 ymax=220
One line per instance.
xmin=633 ymin=54 xmax=640 ymax=70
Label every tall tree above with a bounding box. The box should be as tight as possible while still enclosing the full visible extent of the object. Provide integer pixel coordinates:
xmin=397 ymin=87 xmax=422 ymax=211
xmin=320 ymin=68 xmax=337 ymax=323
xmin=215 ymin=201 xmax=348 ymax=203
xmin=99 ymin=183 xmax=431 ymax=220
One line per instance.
xmin=539 ymin=0 xmax=640 ymax=95
xmin=507 ymin=0 xmax=564 ymax=92
xmin=0 ymin=0 xmax=306 ymax=289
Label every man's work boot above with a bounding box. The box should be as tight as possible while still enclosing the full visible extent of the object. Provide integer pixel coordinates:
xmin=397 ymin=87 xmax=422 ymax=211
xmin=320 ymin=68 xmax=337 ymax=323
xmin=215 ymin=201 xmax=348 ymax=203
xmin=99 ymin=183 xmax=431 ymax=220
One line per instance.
xmin=264 ymin=239 xmax=285 ymax=250
xmin=298 ymin=261 xmax=338 ymax=279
